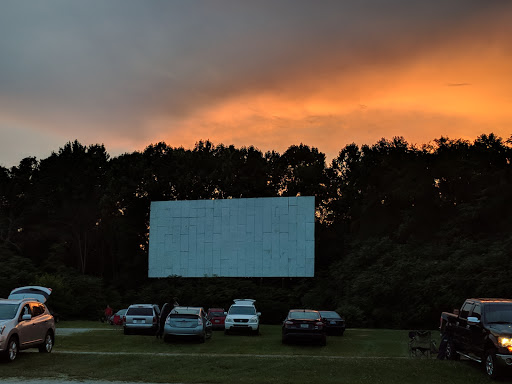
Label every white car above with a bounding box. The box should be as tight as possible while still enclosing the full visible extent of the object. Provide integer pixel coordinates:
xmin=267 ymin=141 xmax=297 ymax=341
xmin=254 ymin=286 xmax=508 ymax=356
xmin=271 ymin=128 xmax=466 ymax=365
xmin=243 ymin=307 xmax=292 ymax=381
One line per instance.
xmin=0 ymin=286 xmax=56 ymax=362
xmin=123 ymin=304 xmax=160 ymax=335
xmin=224 ymin=299 xmax=261 ymax=335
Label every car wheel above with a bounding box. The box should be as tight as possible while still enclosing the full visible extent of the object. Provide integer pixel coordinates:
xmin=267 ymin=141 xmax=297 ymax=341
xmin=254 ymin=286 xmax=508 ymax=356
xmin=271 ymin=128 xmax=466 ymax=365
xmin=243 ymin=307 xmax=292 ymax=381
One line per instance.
xmin=445 ymin=340 xmax=459 ymax=360
xmin=485 ymin=351 xmax=499 ymax=379
xmin=4 ymin=336 xmax=19 ymax=362
xmin=38 ymin=331 xmax=54 ymax=353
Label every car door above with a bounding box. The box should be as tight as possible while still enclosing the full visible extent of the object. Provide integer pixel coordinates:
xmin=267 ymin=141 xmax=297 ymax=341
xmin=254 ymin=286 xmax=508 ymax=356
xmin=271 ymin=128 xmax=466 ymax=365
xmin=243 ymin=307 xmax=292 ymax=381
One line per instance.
xmin=457 ymin=301 xmax=474 ymax=355
xmin=467 ymin=303 xmax=485 ymax=360
xmin=17 ymin=303 xmax=37 ymax=347
xmin=29 ymin=302 xmax=48 ymax=344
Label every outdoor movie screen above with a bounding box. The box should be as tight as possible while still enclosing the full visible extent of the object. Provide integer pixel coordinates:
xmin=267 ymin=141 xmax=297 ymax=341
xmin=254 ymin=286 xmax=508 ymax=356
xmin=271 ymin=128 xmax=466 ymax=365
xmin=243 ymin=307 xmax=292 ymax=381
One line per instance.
xmin=148 ymin=196 xmax=315 ymax=277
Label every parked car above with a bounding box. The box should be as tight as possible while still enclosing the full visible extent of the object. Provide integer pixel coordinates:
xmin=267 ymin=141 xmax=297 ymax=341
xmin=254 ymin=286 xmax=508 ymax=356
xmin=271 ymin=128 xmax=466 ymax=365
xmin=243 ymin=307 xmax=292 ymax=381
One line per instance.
xmin=0 ymin=286 xmax=56 ymax=362
xmin=123 ymin=304 xmax=160 ymax=335
xmin=163 ymin=306 xmax=212 ymax=343
xmin=207 ymin=308 xmax=226 ymax=330
xmin=112 ymin=309 xmax=127 ymax=326
xmin=224 ymin=299 xmax=260 ymax=335
xmin=319 ymin=310 xmax=346 ymax=335
xmin=441 ymin=298 xmax=512 ymax=379
xmin=282 ymin=309 xmax=326 ymax=346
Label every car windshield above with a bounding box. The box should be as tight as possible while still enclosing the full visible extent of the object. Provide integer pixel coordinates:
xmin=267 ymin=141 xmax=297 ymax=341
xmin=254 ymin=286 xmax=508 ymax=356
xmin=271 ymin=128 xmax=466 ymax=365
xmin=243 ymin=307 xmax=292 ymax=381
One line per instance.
xmin=289 ymin=311 xmax=320 ymax=320
xmin=229 ymin=306 xmax=256 ymax=315
xmin=209 ymin=312 xmax=225 ymax=317
xmin=0 ymin=303 xmax=20 ymax=320
xmin=319 ymin=311 xmax=341 ymax=319
xmin=485 ymin=303 xmax=512 ymax=323
xmin=127 ymin=307 xmax=153 ymax=316
xmin=116 ymin=309 xmax=127 ymax=316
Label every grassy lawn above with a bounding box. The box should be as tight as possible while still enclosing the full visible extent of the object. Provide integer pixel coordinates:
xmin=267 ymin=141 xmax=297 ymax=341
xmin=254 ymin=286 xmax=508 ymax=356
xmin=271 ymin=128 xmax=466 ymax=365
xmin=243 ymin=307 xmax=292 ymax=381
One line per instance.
xmin=0 ymin=322 xmax=506 ymax=383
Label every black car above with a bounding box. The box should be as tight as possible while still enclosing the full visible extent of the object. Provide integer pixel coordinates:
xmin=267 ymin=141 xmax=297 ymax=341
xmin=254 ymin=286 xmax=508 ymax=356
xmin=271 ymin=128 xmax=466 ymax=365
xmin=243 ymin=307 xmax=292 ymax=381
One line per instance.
xmin=282 ymin=309 xmax=326 ymax=345
xmin=319 ymin=310 xmax=346 ymax=335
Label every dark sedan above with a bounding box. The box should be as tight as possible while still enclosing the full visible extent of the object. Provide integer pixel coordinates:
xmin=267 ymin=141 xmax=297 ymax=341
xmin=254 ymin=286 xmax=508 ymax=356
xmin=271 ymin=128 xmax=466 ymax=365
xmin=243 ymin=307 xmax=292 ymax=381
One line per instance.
xmin=282 ymin=309 xmax=326 ymax=346
xmin=319 ymin=310 xmax=346 ymax=335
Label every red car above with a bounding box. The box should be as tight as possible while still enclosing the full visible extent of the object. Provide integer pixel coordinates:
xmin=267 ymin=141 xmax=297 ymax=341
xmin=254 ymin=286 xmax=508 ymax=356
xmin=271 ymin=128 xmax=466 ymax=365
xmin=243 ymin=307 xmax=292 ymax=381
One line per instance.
xmin=112 ymin=309 xmax=127 ymax=325
xmin=207 ymin=308 xmax=226 ymax=330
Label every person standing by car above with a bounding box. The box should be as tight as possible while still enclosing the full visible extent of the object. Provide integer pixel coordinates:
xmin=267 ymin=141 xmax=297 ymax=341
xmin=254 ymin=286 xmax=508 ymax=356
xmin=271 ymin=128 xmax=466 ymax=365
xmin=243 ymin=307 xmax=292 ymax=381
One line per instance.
xmin=156 ymin=302 xmax=171 ymax=339
xmin=104 ymin=305 xmax=113 ymax=323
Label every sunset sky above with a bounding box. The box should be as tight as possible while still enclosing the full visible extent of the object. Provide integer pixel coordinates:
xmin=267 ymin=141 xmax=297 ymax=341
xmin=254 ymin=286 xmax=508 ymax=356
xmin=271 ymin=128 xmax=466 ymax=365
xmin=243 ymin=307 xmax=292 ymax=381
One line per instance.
xmin=1 ymin=0 xmax=511 ymax=167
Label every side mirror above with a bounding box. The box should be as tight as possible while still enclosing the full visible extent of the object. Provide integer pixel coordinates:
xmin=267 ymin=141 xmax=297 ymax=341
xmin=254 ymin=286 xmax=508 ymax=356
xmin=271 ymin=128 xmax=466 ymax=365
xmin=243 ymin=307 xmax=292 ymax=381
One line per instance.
xmin=467 ymin=316 xmax=480 ymax=325
xmin=22 ymin=314 xmax=32 ymax=321
xmin=257 ymin=312 xmax=261 ymax=317
xmin=224 ymin=312 xmax=227 ymax=315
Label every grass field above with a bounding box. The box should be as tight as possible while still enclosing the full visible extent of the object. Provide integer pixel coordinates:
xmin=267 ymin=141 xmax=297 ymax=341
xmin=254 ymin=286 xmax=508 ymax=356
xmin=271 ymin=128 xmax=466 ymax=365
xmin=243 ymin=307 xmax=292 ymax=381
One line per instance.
xmin=0 ymin=322 xmax=507 ymax=383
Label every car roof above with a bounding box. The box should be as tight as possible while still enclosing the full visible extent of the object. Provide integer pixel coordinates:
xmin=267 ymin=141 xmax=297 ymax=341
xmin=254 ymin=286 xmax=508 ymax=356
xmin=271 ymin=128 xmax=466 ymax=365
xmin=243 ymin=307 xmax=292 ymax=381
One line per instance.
xmin=208 ymin=308 xmax=225 ymax=311
xmin=0 ymin=297 xmax=42 ymax=305
xmin=469 ymin=298 xmax=512 ymax=304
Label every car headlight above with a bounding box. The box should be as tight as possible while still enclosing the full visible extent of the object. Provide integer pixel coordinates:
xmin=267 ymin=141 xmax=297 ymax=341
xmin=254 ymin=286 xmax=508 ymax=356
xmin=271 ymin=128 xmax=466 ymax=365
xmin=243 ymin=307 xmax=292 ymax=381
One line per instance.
xmin=499 ymin=337 xmax=512 ymax=351
xmin=250 ymin=316 xmax=258 ymax=323
xmin=225 ymin=316 xmax=232 ymax=322
xmin=0 ymin=325 xmax=5 ymax=335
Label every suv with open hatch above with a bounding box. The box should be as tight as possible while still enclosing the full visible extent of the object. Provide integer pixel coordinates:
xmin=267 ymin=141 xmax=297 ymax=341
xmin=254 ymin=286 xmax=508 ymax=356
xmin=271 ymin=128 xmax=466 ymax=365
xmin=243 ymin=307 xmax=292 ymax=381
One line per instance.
xmin=123 ymin=304 xmax=160 ymax=335
xmin=224 ymin=299 xmax=261 ymax=335
xmin=0 ymin=286 xmax=56 ymax=362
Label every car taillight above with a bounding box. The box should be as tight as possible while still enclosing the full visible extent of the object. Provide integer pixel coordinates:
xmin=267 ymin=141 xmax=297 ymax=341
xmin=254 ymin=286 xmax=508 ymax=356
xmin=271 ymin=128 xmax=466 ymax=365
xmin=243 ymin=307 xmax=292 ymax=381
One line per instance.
xmin=315 ymin=321 xmax=324 ymax=329
xmin=284 ymin=320 xmax=293 ymax=328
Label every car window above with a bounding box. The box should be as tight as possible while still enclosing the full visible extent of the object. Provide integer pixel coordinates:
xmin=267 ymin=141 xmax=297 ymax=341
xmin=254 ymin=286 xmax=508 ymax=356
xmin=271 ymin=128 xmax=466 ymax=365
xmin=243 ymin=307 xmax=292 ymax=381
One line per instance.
xmin=209 ymin=312 xmax=226 ymax=317
xmin=460 ymin=302 xmax=473 ymax=319
xmin=229 ymin=306 xmax=256 ymax=315
xmin=127 ymin=307 xmax=153 ymax=316
xmin=31 ymin=303 xmax=45 ymax=317
xmin=0 ymin=303 xmax=20 ymax=320
xmin=319 ymin=311 xmax=340 ymax=318
xmin=471 ymin=304 xmax=482 ymax=320
xmin=20 ymin=304 xmax=31 ymax=318
xmin=289 ymin=311 xmax=320 ymax=320
xmin=485 ymin=303 xmax=512 ymax=323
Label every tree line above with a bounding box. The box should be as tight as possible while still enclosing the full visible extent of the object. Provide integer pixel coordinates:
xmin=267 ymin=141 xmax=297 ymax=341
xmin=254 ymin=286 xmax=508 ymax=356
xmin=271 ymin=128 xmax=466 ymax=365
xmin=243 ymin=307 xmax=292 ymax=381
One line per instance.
xmin=1 ymin=134 xmax=511 ymax=328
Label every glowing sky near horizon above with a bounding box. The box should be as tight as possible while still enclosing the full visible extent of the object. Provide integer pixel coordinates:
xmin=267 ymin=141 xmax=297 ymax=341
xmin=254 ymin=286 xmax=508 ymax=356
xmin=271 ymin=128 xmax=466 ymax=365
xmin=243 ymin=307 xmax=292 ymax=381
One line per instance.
xmin=1 ymin=0 xmax=511 ymax=167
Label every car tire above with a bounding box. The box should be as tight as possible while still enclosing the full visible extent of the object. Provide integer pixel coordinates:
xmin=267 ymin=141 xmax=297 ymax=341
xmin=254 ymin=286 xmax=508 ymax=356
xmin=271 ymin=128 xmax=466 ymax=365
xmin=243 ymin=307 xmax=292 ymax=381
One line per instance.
xmin=485 ymin=351 xmax=499 ymax=379
xmin=445 ymin=340 xmax=459 ymax=360
xmin=4 ymin=336 xmax=19 ymax=362
xmin=38 ymin=331 xmax=54 ymax=353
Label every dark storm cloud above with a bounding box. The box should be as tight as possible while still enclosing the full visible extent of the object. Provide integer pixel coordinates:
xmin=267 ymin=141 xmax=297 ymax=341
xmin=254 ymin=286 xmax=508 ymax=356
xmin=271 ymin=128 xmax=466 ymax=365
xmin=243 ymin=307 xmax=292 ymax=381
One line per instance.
xmin=0 ymin=0 xmax=510 ymax=150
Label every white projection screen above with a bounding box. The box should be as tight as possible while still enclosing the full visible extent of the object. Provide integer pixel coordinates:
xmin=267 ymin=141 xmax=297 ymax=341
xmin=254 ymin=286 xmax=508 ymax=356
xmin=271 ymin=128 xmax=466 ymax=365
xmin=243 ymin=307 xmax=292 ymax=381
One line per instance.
xmin=148 ymin=196 xmax=315 ymax=277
